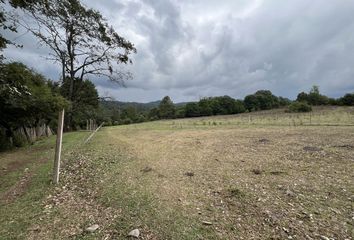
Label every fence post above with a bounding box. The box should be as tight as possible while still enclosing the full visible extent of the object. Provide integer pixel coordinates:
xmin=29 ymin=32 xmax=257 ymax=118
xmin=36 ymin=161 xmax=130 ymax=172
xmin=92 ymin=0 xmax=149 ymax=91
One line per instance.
xmin=53 ymin=109 xmax=65 ymax=184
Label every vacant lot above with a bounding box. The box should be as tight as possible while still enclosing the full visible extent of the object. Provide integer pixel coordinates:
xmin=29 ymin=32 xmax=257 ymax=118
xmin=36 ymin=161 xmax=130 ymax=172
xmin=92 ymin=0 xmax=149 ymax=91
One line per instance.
xmin=1 ymin=107 xmax=353 ymax=239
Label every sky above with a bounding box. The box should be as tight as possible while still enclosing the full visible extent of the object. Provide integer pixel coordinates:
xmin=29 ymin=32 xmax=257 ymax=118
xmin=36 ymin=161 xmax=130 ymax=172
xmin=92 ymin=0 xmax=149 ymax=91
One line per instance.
xmin=3 ymin=0 xmax=354 ymax=103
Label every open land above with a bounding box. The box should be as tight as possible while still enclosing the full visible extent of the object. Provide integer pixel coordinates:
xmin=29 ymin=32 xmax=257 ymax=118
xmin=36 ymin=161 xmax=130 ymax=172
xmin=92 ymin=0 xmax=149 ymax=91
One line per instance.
xmin=1 ymin=107 xmax=353 ymax=239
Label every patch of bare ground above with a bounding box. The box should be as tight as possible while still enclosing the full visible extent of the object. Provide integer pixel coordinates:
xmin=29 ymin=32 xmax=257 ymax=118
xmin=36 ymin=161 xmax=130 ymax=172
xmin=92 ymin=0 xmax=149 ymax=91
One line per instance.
xmin=0 ymin=145 xmax=52 ymax=175
xmin=0 ymin=168 xmax=32 ymax=204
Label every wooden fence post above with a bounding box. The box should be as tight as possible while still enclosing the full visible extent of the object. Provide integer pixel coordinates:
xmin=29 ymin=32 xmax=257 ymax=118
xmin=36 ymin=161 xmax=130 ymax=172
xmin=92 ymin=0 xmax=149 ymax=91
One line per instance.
xmin=53 ymin=109 xmax=65 ymax=184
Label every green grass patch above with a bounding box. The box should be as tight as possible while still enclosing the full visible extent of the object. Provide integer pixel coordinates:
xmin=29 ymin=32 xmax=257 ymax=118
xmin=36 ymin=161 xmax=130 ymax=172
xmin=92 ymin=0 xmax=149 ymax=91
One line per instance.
xmin=0 ymin=131 xmax=89 ymax=240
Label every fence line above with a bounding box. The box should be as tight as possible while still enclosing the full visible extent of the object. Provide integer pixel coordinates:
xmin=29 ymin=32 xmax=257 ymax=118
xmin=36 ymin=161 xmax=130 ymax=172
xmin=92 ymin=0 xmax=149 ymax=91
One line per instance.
xmin=84 ymin=122 xmax=105 ymax=144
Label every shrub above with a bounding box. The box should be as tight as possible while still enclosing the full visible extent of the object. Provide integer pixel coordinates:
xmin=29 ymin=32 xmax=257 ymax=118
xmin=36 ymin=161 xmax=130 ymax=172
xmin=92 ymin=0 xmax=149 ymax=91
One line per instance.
xmin=287 ymin=102 xmax=312 ymax=113
xmin=12 ymin=132 xmax=28 ymax=147
xmin=122 ymin=118 xmax=133 ymax=125
xmin=339 ymin=93 xmax=354 ymax=106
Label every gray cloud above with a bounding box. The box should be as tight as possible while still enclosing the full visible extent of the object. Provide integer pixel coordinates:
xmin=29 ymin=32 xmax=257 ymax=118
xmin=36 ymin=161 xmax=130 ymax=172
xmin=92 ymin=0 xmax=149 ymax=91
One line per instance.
xmin=2 ymin=0 xmax=354 ymax=102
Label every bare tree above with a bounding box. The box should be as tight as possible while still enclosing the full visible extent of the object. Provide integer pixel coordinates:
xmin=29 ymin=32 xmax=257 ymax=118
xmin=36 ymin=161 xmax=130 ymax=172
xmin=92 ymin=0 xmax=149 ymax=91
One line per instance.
xmin=12 ymin=0 xmax=136 ymax=101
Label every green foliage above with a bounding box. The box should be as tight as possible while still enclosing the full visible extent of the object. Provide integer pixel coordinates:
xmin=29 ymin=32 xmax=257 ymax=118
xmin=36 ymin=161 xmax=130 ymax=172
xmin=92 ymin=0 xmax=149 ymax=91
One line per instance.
xmin=244 ymin=94 xmax=259 ymax=111
xmin=158 ymin=96 xmax=176 ymax=119
xmin=59 ymin=77 xmax=99 ymax=129
xmin=244 ymin=90 xmax=280 ymax=111
xmin=0 ymin=62 xmax=69 ymax=149
xmin=175 ymin=106 xmax=186 ymax=118
xmin=288 ymin=101 xmax=312 ymax=113
xmin=13 ymin=0 xmax=136 ymax=102
xmin=12 ymin=131 xmax=27 ymax=147
xmin=185 ymin=103 xmax=200 ymax=117
xmin=0 ymin=62 xmax=69 ymax=128
xmin=198 ymin=98 xmax=213 ymax=116
xmin=278 ymin=97 xmax=292 ymax=106
xmin=121 ymin=106 xmax=138 ymax=122
xmin=296 ymin=86 xmax=329 ymax=105
xmin=339 ymin=93 xmax=354 ymax=106
xmin=71 ymin=85 xmax=352 ymax=127
xmin=7 ymin=0 xmax=136 ymax=129
xmin=182 ymin=96 xmax=247 ymax=118
xmin=148 ymin=107 xmax=160 ymax=121
xmin=214 ymin=96 xmax=239 ymax=114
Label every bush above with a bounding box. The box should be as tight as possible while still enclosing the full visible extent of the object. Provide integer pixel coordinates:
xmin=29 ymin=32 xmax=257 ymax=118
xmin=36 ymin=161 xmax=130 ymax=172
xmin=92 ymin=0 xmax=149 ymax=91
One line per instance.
xmin=287 ymin=102 xmax=312 ymax=113
xmin=339 ymin=93 xmax=354 ymax=106
xmin=12 ymin=133 xmax=28 ymax=147
xmin=122 ymin=118 xmax=133 ymax=125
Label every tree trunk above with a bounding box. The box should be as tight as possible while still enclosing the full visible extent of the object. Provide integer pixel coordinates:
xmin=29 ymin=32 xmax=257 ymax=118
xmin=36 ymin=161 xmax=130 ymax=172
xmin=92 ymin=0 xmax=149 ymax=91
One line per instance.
xmin=5 ymin=128 xmax=14 ymax=147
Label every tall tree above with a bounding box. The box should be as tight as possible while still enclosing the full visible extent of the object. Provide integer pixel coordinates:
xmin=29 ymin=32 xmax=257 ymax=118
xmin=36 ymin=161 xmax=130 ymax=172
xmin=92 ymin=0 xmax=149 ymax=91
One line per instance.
xmin=11 ymin=0 xmax=136 ymax=101
xmin=60 ymin=77 xmax=99 ymax=129
xmin=158 ymin=96 xmax=176 ymax=119
xmin=185 ymin=103 xmax=200 ymax=117
xmin=0 ymin=0 xmax=18 ymax=61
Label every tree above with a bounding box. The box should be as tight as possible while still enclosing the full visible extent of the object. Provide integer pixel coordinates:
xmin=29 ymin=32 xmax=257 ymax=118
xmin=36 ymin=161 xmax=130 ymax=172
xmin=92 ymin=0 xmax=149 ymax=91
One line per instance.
xmin=0 ymin=0 xmax=9 ymax=58
xmin=339 ymin=93 xmax=354 ymax=106
xmin=244 ymin=94 xmax=259 ymax=111
xmin=0 ymin=62 xmax=68 ymax=147
xmin=175 ymin=106 xmax=186 ymax=118
xmin=296 ymin=86 xmax=329 ymax=105
xmin=148 ymin=107 xmax=159 ymax=121
xmin=11 ymin=0 xmax=136 ymax=128
xmin=12 ymin=0 xmax=136 ymax=97
xmin=121 ymin=106 xmax=138 ymax=123
xmin=244 ymin=90 xmax=280 ymax=111
xmin=198 ymin=98 xmax=213 ymax=116
xmin=0 ymin=0 xmax=18 ymax=61
xmin=185 ymin=103 xmax=200 ymax=117
xmin=60 ymin=77 xmax=99 ymax=129
xmin=310 ymin=85 xmax=320 ymax=95
xmin=158 ymin=96 xmax=175 ymax=119
xmin=296 ymin=92 xmax=308 ymax=102
xmin=215 ymin=96 xmax=242 ymax=115
xmin=278 ymin=97 xmax=291 ymax=106
xmin=254 ymin=90 xmax=279 ymax=110
xmin=234 ymin=99 xmax=246 ymax=113
xmin=12 ymin=0 xmax=136 ymax=101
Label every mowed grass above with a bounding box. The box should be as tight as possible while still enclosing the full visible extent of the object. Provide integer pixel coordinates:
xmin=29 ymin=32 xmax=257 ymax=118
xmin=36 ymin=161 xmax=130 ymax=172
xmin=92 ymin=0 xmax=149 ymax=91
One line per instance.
xmin=1 ymin=106 xmax=354 ymax=239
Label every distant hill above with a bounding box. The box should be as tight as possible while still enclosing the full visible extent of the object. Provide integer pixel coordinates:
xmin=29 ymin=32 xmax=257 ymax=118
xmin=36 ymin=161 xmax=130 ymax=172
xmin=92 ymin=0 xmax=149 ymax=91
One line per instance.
xmin=100 ymin=100 xmax=190 ymax=112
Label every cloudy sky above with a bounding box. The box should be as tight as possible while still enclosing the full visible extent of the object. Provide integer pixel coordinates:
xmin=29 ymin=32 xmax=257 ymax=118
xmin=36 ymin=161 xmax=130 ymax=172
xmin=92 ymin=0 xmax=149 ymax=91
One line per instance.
xmin=4 ymin=0 xmax=354 ymax=102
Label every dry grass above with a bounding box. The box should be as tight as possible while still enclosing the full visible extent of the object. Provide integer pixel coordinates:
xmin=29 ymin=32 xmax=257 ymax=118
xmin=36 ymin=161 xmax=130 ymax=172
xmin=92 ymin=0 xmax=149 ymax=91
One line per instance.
xmin=95 ymin=125 xmax=353 ymax=239
xmin=1 ymin=107 xmax=354 ymax=239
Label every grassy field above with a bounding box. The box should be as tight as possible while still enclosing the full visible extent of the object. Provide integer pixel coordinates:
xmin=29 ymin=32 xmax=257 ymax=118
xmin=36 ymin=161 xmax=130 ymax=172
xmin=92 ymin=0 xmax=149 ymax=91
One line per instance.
xmin=1 ymin=106 xmax=353 ymax=239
